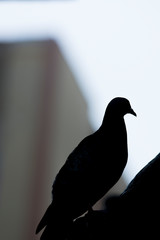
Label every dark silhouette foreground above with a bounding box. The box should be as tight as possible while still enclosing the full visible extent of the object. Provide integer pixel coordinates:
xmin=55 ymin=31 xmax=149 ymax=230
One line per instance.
xmin=68 ymin=153 xmax=160 ymax=239
xmin=36 ymin=97 xmax=136 ymax=240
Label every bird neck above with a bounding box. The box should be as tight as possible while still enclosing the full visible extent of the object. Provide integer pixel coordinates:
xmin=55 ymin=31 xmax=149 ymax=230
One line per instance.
xmin=102 ymin=113 xmax=124 ymax=128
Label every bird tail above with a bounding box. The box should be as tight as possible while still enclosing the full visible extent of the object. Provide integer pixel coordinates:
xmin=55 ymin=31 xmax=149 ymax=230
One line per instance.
xmin=36 ymin=204 xmax=73 ymax=240
xmin=36 ymin=204 xmax=52 ymax=234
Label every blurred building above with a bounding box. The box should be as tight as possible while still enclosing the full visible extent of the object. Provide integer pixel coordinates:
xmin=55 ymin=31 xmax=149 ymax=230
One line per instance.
xmin=0 ymin=40 xmax=126 ymax=240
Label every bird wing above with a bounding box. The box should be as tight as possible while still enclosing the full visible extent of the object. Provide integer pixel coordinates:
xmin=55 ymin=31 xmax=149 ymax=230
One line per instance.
xmin=51 ymin=133 xmax=102 ymax=216
xmin=54 ymin=133 xmax=97 ymax=184
xmin=36 ymin=134 xmax=98 ymax=235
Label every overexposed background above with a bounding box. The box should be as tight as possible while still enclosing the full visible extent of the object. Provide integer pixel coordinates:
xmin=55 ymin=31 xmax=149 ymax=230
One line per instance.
xmin=0 ymin=1 xmax=160 ymax=240
xmin=1 ymin=0 xmax=160 ymax=179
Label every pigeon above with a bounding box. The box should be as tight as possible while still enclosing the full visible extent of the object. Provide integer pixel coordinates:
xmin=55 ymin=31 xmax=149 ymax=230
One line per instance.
xmin=36 ymin=97 xmax=136 ymax=240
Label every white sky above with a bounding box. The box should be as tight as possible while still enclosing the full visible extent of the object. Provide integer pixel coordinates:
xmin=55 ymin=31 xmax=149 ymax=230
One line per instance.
xmin=0 ymin=0 xmax=160 ymax=182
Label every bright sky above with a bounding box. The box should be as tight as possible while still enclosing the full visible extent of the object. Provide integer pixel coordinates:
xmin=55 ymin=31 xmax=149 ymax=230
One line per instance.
xmin=0 ymin=0 xmax=160 ymax=182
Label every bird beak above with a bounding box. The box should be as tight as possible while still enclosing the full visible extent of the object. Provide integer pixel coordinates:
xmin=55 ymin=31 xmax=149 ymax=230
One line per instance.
xmin=129 ymin=108 xmax=137 ymax=117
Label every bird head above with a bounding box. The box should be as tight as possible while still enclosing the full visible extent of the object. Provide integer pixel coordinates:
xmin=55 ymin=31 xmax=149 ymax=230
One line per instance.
xmin=105 ymin=97 xmax=137 ymax=118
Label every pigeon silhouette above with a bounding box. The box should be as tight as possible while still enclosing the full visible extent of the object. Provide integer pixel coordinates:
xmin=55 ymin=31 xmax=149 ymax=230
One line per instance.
xmin=36 ymin=97 xmax=136 ymax=240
